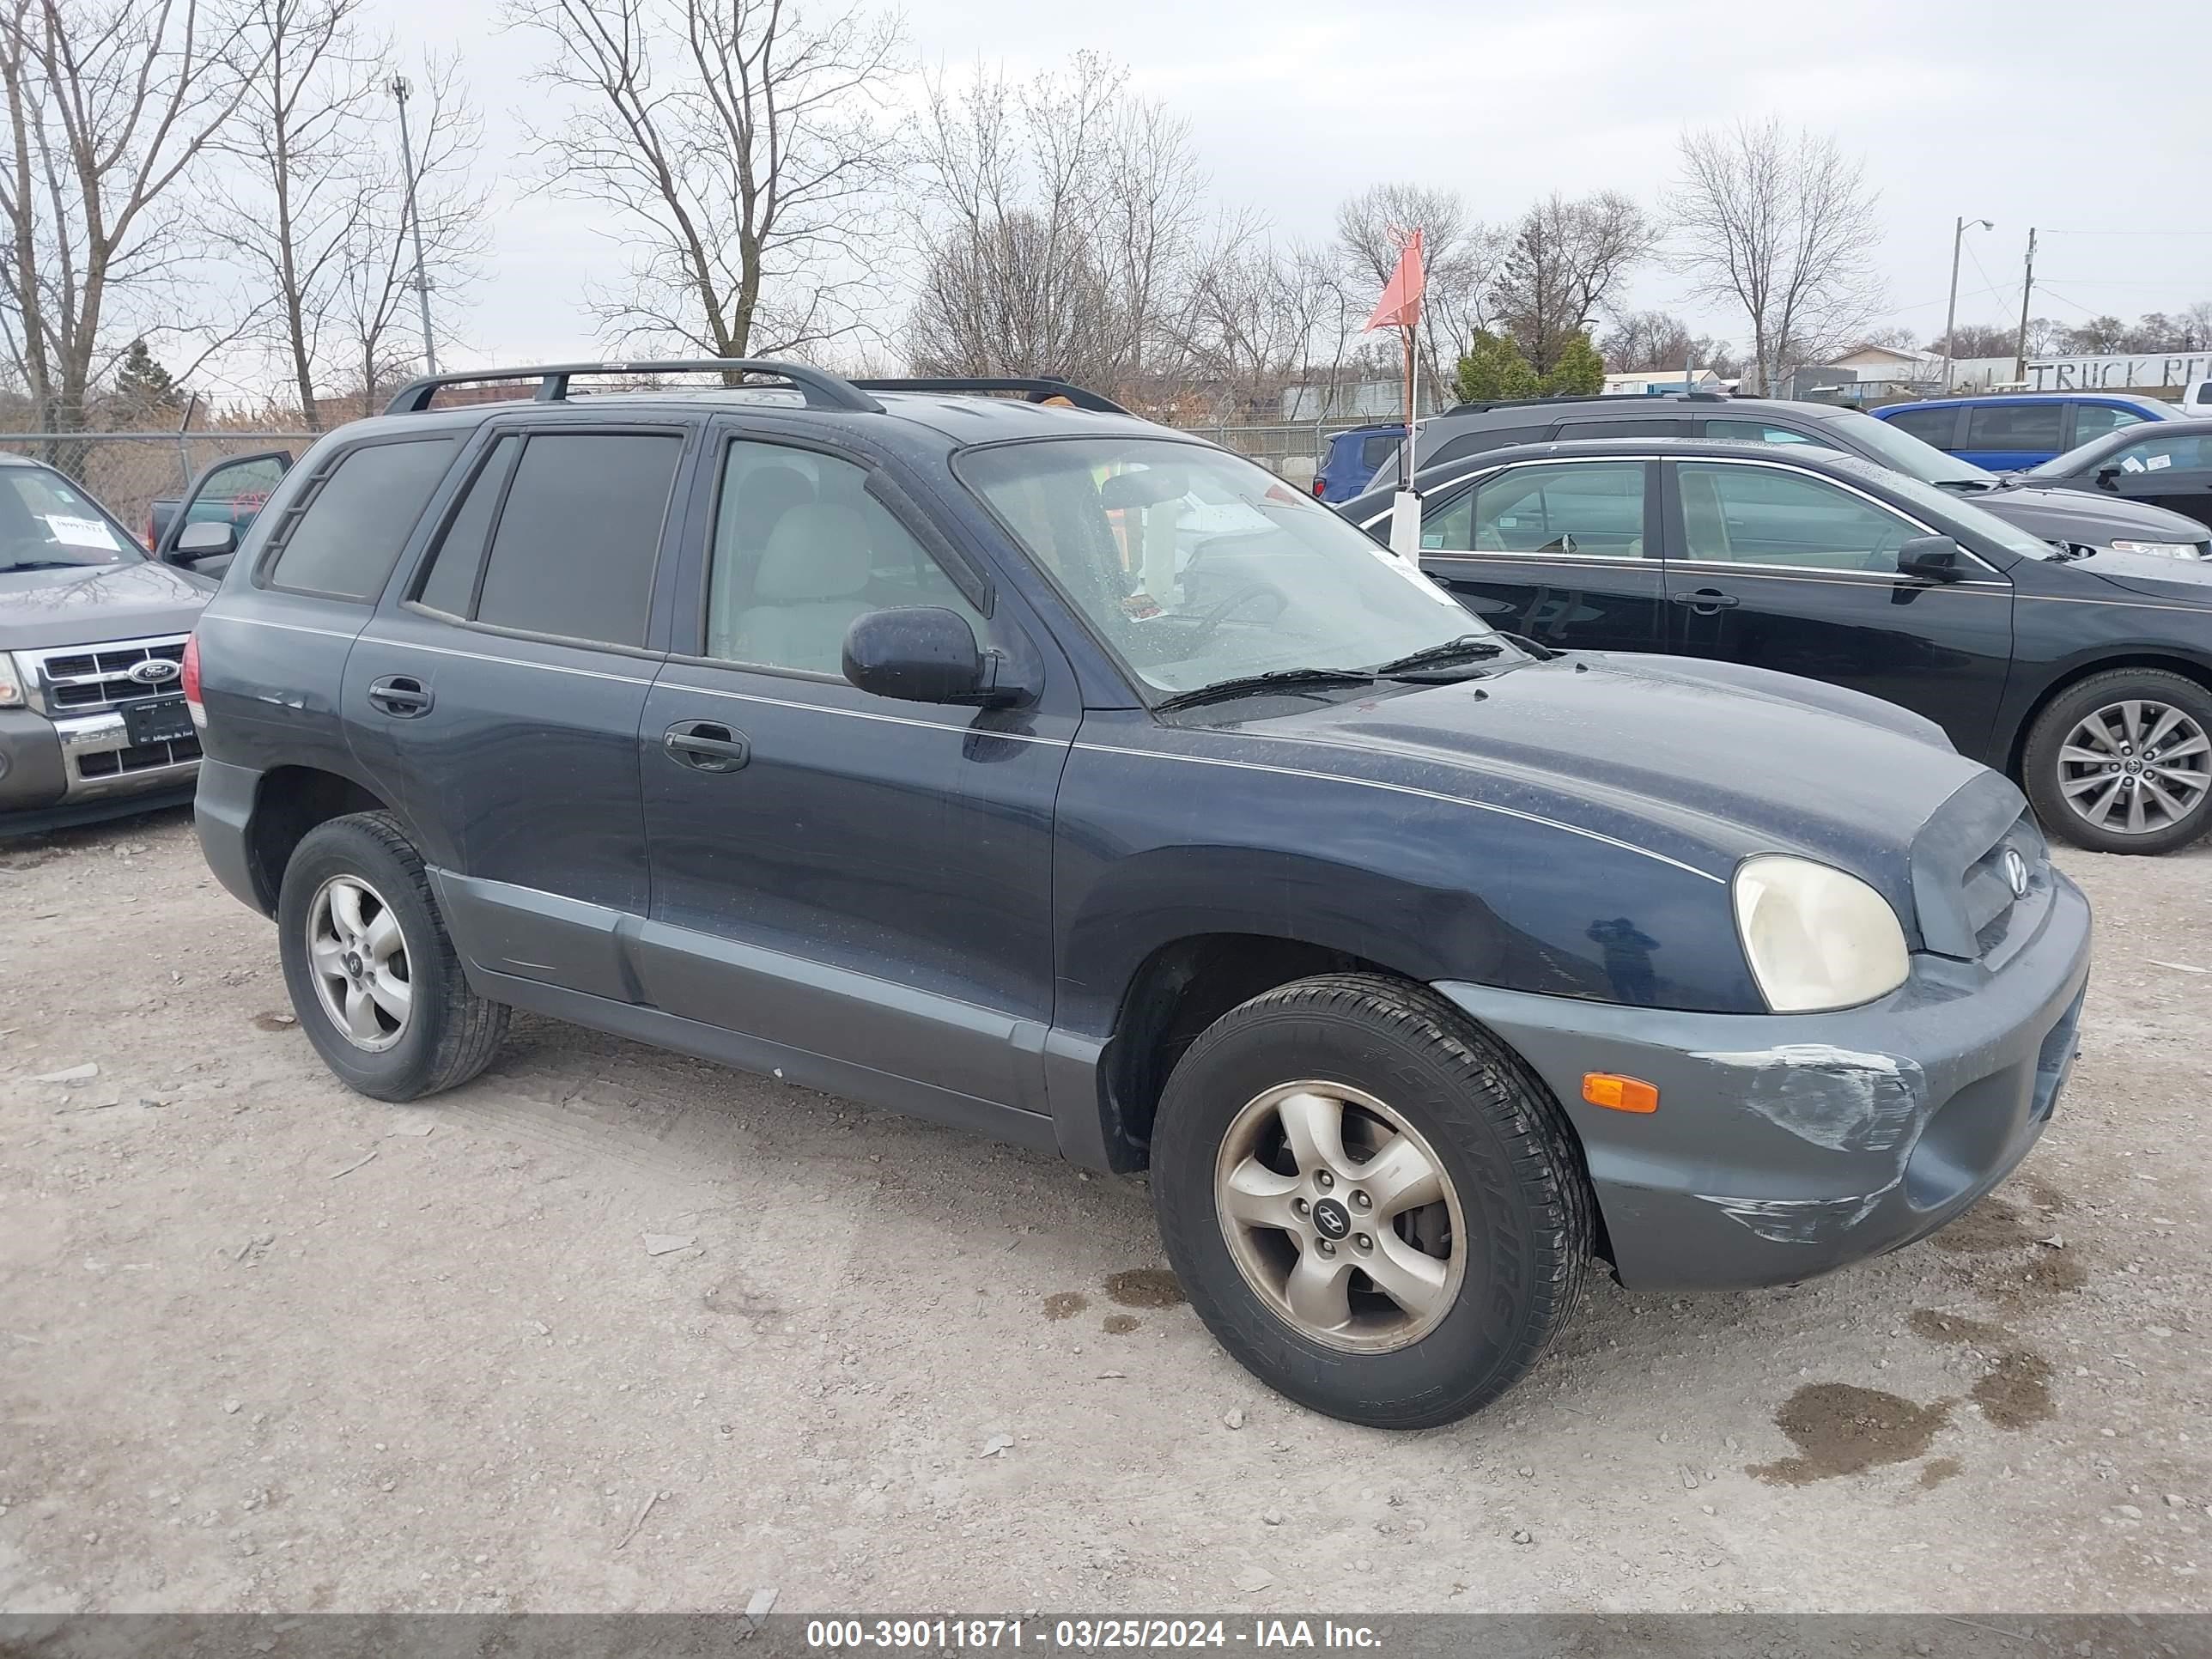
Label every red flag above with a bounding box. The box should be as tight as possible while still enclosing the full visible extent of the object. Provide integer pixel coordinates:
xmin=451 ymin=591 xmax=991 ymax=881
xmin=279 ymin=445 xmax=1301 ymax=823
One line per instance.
xmin=1363 ymin=228 xmax=1425 ymax=331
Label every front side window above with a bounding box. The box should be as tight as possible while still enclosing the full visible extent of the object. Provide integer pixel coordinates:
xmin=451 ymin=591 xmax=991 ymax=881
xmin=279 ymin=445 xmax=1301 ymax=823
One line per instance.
xmin=266 ymin=439 xmax=457 ymax=600
xmin=471 ymin=432 xmax=682 ymax=647
xmin=704 ymin=440 xmax=982 ymax=676
xmin=2106 ymin=433 xmax=2211 ymax=473
xmin=961 ymin=437 xmax=1490 ymax=698
xmin=0 ymin=466 xmax=138 ymax=568
xmin=1675 ymin=463 xmax=1923 ymax=573
xmin=1426 ymin=461 xmax=1647 ymax=557
xmin=2070 ymin=404 xmax=2148 ymax=446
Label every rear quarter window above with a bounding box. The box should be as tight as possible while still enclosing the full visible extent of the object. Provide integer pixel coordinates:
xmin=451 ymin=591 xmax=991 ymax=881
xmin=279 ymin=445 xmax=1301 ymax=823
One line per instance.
xmin=264 ymin=438 xmax=459 ymax=601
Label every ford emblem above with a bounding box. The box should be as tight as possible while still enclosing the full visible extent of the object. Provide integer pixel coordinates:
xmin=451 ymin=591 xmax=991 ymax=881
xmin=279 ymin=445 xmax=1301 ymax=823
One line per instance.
xmin=2002 ymin=847 xmax=2029 ymax=901
xmin=127 ymin=659 xmax=180 ymax=684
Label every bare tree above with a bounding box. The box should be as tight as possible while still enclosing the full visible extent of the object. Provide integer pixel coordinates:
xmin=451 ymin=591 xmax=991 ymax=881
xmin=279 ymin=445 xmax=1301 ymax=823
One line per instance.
xmin=904 ymin=52 xmax=1209 ymax=398
xmin=0 ymin=0 xmax=263 ymax=459
xmin=332 ymin=53 xmax=486 ymax=410
xmin=1172 ymin=234 xmax=1352 ymax=418
xmin=1669 ymin=119 xmax=1882 ymax=393
xmin=1334 ymin=183 xmax=1504 ymax=398
xmin=1597 ymin=309 xmax=1737 ymax=377
xmin=507 ymin=0 xmax=904 ymax=361
xmin=1924 ymin=321 xmax=2014 ymax=359
xmin=1488 ymin=191 xmax=1656 ymax=373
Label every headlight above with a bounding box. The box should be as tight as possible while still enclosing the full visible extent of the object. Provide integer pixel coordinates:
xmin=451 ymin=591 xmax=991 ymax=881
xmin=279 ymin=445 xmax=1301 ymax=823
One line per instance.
xmin=2107 ymin=540 xmax=2203 ymax=559
xmin=0 ymin=653 xmax=23 ymax=708
xmin=1732 ymin=854 xmax=1910 ymax=1012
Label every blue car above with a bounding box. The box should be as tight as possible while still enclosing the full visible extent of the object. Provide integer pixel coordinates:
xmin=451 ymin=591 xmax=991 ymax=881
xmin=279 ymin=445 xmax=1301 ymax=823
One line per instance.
xmin=1312 ymin=422 xmax=1405 ymax=502
xmin=1875 ymin=392 xmax=2182 ymax=471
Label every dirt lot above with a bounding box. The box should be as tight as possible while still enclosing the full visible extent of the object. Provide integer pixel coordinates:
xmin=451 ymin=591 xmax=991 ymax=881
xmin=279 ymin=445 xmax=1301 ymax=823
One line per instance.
xmin=1 ymin=806 xmax=2208 ymax=1615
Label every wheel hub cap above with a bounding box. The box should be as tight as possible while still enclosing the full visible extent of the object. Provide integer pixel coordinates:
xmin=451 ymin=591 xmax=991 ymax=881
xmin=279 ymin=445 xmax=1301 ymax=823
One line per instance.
xmin=2057 ymin=698 xmax=2211 ymax=836
xmin=306 ymin=875 xmax=413 ymax=1053
xmin=1213 ymin=1081 xmax=1466 ymax=1355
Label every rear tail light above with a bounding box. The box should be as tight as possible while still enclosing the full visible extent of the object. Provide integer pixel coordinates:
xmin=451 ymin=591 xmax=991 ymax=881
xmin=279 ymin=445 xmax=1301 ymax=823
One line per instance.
xmin=1311 ymin=477 xmax=1326 ymax=497
xmin=182 ymin=631 xmax=205 ymax=728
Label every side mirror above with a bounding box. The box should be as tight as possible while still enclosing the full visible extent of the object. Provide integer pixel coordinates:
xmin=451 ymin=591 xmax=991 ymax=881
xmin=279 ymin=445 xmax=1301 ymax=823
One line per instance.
xmin=843 ymin=606 xmax=1018 ymax=706
xmin=172 ymin=520 xmax=237 ymax=562
xmin=2095 ymin=465 xmax=2123 ymax=492
xmin=1897 ymin=534 xmax=1966 ymax=583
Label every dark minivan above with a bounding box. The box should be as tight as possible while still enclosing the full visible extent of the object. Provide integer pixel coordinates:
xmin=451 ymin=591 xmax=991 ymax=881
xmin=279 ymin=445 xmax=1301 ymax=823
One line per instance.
xmin=189 ymin=362 xmax=2091 ymax=1428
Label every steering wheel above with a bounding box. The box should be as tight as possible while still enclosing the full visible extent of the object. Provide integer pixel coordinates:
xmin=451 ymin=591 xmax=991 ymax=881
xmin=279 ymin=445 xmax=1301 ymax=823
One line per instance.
xmin=1180 ymin=580 xmax=1289 ymax=650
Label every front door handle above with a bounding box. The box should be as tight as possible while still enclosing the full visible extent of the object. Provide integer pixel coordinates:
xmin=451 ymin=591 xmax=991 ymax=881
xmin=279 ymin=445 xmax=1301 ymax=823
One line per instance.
xmin=1670 ymin=588 xmax=1741 ymax=614
xmin=367 ymin=674 xmax=433 ymax=717
xmin=664 ymin=720 xmax=750 ymax=774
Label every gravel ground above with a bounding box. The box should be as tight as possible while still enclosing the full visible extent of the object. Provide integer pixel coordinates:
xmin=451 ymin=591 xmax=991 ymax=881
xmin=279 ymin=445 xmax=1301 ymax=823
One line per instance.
xmin=1 ymin=805 xmax=2208 ymax=1615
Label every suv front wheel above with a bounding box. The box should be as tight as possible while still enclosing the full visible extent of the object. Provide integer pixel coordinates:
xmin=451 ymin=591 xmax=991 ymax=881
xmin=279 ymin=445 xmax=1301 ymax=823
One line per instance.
xmin=1150 ymin=974 xmax=1591 ymax=1428
xmin=276 ymin=811 xmax=508 ymax=1100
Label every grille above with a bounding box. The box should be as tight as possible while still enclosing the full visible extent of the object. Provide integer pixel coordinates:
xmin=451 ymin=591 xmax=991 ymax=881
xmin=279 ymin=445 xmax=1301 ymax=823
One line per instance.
xmin=74 ymin=734 xmax=201 ymax=779
xmin=27 ymin=638 xmax=187 ymax=714
xmin=1965 ymin=811 xmax=2049 ymax=967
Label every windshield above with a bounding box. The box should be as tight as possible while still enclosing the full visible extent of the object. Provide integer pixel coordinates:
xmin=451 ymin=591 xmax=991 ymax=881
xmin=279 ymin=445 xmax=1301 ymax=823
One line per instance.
xmin=0 ymin=465 xmax=141 ymax=569
xmin=1819 ymin=409 xmax=1996 ymax=488
xmin=1824 ymin=454 xmax=2061 ymax=560
xmin=960 ymin=437 xmax=1500 ymax=698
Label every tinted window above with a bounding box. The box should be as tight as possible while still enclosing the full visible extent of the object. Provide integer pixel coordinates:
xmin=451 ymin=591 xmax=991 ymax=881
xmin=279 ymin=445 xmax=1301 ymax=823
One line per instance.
xmin=705 ymin=441 xmax=981 ymax=676
xmin=2070 ymin=404 xmax=2148 ymax=446
xmin=266 ymin=439 xmax=457 ymax=600
xmin=1879 ymin=407 xmax=1960 ymax=447
xmin=1426 ymin=426 xmax=1551 ymax=471
xmin=1964 ymin=403 xmax=2065 ymax=450
xmin=1678 ymin=463 xmax=1921 ymax=573
xmin=473 ymin=433 xmax=682 ymax=647
xmin=415 ymin=435 xmax=519 ymax=617
xmin=1706 ymin=419 xmax=1824 ymax=447
xmin=1358 ymin=434 xmax=1401 ymax=470
xmin=1425 ymin=461 xmax=1646 ymax=556
xmin=1552 ymin=417 xmax=1676 ymax=438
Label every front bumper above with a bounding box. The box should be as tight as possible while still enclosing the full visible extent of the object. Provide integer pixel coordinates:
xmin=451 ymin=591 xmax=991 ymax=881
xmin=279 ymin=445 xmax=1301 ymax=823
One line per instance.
xmin=0 ymin=705 xmax=198 ymax=836
xmin=1436 ymin=872 xmax=2093 ymax=1291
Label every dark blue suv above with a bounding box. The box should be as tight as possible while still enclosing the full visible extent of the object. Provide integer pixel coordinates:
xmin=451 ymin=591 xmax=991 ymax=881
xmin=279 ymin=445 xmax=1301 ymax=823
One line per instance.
xmin=1875 ymin=392 xmax=2181 ymax=470
xmin=1312 ymin=422 xmax=1404 ymax=502
xmin=186 ymin=361 xmax=2092 ymax=1428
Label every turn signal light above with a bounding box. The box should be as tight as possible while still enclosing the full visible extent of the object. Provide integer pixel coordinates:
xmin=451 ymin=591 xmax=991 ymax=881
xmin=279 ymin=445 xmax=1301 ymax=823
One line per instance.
xmin=1583 ymin=1073 xmax=1659 ymax=1114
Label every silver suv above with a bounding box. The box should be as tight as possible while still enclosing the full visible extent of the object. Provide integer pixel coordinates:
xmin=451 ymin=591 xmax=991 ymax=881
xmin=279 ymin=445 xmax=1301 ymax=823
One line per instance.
xmin=0 ymin=453 xmax=212 ymax=835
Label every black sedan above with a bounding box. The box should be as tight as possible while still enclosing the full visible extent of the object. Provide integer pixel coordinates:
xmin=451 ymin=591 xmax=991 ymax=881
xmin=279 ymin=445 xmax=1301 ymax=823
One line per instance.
xmin=2021 ymin=418 xmax=2212 ymax=535
xmin=1343 ymin=436 xmax=2212 ymax=854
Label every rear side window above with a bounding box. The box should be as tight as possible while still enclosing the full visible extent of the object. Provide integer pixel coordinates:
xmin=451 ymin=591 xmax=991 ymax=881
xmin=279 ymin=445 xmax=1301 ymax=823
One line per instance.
xmin=1427 ymin=426 xmax=1551 ymax=471
xmin=1551 ymin=417 xmax=1677 ymax=438
xmin=265 ymin=439 xmax=458 ymax=600
xmin=1964 ymin=403 xmax=2065 ymax=450
xmin=1705 ymin=418 xmax=1823 ymax=447
xmin=2070 ymin=404 xmax=2148 ymax=446
xmin=471 ymin=433 xmax=683 ymax=647
xmin=1880 ymin=406 xmax=1960 ymax=447
xmin=1358 ymin=434 xmax=1401 ymax=471
xmin=415 ymin=435 xmax=520 ymax=617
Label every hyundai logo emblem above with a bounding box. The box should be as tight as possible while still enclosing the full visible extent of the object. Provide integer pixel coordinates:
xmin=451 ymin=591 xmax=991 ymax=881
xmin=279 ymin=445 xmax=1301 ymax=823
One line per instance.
xmin=127 ymin=659 xmax=180 ymax=684
xmin=2002 ymin=847 xmax=2030 ymax=901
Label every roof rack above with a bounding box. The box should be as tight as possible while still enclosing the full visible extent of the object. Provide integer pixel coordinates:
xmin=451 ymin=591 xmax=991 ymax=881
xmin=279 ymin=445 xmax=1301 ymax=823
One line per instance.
xmin=382 ymin=359 xmax=885 ymax=416
xmin=849 ymin=376 xmax=1130 ymax=416
xmin=1442 ymin=390 xmax=1730 ymax=416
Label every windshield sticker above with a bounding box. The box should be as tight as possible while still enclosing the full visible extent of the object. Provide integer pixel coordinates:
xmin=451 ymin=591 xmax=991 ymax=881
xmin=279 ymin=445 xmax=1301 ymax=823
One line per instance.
xmin=2121 ymin=456 xmax=2147 ymax=472
xmin=45 ymin=514 xmax=120 ymax=550
xmin=2146 ymin=453 xmax=2173 ymax=471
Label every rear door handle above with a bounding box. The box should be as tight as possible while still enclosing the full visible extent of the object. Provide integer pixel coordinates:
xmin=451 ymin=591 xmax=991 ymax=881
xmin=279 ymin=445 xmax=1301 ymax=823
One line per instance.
xmin=664 ymin=720 xmax=750 ymax=774
xmin=367 ymin=674 xmax=433 ymax=717
xmin=1670 ymin=589 xmax=1741 ymax=613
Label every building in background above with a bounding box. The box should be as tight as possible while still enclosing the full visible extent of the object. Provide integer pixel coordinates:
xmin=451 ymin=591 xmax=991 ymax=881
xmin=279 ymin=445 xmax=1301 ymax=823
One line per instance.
xmin=1602 ymin=368 xmax=1729 ymax=396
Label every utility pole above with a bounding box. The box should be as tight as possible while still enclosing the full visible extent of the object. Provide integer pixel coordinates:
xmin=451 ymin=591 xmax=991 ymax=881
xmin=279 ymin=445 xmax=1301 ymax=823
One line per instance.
xmin=2013 ymin=228 xmax=2039 ymax=388
xmin=1942 ymin=216 xmax=1993 ymax=391
xmin=390 ymin=75 xmax=438 ymax=376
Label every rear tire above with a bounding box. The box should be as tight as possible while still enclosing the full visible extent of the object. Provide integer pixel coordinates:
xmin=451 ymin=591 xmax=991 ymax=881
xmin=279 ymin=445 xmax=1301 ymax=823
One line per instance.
xmin=276 ymin=811 xmax=507 ymax=1101
xmin=1150 ymin=973 xmax=1591 ymax=1429
xmin=2023 ymin=668 xmax=2212 ymax=854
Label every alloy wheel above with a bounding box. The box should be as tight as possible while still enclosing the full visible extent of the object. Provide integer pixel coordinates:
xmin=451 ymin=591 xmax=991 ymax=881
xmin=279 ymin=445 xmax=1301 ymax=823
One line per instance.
xmin=305 ymin=874 xmax=413 ymax=1052
xmin=2057 ymin=699 xmax=2212 ymax=837
xmin=1213 ymin=1080 xmax=1466 ymax=1353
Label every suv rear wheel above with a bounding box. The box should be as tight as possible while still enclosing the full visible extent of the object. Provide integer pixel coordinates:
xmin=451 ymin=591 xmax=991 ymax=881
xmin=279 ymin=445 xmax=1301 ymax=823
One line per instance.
xmin=276 ymin=811 xmax=508 ymax=1100
xmin=2023 ymin=668 xmax=2212 ymax=854
xmin=1150 ymin=974 xmax=1591 ymax=1428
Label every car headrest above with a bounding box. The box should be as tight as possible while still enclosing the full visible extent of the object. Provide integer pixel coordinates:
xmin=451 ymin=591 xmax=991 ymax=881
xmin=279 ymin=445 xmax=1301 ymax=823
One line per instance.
xmin=735 ymin=465 xmax=814 ymax=544
xmin=754 ymin=503 xmax=872 ymax=603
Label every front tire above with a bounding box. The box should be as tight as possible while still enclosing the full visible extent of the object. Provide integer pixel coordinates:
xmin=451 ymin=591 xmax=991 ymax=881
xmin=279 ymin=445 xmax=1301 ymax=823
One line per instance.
xmin=276 ymin=811 xmax=508 ymax=1101
xmin=1150 ymin=974 xmax=1592 ymax=1429
xmin=2023 ymin=668 xmax=2212 ymax=854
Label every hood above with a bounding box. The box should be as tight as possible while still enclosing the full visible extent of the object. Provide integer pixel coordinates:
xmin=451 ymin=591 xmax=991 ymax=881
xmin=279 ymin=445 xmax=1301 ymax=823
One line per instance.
xmin=0 ymin=559 xmax=212 ymax=652
xmin=1258 ymin=652 xmax=1999 ymax=930
xmin=1967 ymin=481 xmax=2209 ymax=548
xmin=2060 ymin=547 xmax=2212 ymax=604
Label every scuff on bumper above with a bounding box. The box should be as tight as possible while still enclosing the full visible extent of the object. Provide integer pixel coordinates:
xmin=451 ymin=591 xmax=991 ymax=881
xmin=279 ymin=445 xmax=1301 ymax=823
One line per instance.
xmin=1434 ymin=873 xmax=2092 ymax=1291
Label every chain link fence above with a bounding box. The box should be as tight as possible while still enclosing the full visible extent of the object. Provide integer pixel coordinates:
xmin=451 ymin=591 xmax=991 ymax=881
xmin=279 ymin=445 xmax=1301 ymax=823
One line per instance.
xmin=1174 ymin=422 xmax=1396 ymax=485
xmin=0 ymin=430 xmax=316 ymax=544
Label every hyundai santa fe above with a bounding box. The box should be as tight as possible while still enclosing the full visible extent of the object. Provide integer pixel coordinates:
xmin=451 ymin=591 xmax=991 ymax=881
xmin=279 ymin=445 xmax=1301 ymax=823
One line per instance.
xmin=187 ymin=362 xmax=2092 ymax=1427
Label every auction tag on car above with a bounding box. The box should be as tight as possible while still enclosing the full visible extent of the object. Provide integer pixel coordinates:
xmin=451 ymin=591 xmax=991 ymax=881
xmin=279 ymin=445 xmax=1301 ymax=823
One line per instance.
xmin=2147 ymin=453 xmax=2173 ymax=471
xmin=45 ymin=514 xmax=119 ymax=550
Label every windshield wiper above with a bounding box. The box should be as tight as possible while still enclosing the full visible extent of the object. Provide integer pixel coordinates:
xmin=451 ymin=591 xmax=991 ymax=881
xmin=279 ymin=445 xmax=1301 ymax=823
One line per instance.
xmin=0 ymin=560 xmax=82 ymax=573
xmin=1370 ymin=634 xmax=1507 ymax=678
xmin=1152 ymin=667 xmax=1376 ymax=713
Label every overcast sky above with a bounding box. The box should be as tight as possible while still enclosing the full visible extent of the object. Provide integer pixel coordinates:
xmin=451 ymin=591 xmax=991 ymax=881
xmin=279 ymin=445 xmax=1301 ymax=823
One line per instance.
xmin=373 ymin=0 xmax=2212 ymax=371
